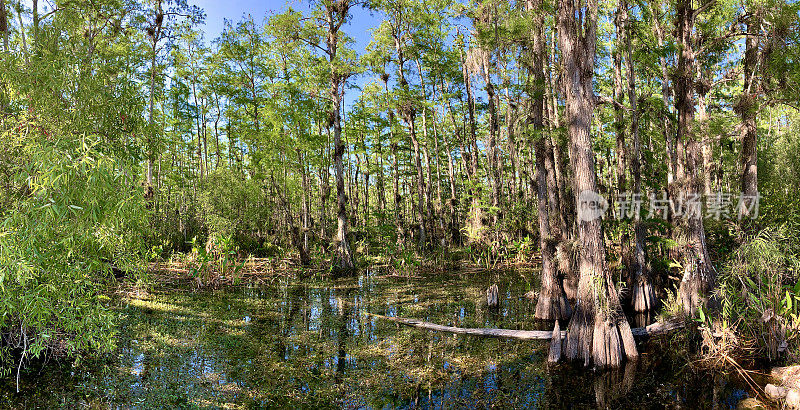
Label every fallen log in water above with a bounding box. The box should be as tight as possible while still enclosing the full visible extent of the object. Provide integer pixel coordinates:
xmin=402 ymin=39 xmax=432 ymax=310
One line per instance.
xmin=364 ymin=312 xmax=684 ymax=340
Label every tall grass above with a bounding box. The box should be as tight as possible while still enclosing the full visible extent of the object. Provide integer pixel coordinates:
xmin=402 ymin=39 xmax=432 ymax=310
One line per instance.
xmin=714 ymin=222 xmax=800 ymax=363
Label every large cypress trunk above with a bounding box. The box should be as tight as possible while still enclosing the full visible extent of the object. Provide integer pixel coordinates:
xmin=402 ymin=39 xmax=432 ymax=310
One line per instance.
xmin=674 ymin=0 xmax=715 ymax=315
xmin=528 ymin=0 xmax=569 ymax=320
xmin=326 ymin=1 xmax=355 ymax=273
xmin=546 ymin=29 xmax=578 ymax=301
xmin=533 ymin=136 xmax=571 ymax=320
xmin=558 ymin=0 xmax=638 ymax=367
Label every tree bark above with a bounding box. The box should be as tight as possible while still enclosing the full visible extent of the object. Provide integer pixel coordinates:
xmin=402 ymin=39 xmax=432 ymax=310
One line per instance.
xmin=0 ymin=0 xmax=8 ymax=52
xmin=738 ymin=14 xmax=759 ymax=218
xmin=527 ymin=0 xmax=570 ymax=320
xmin=622 ymin=0 xmax=657 ymax=312
xmin=325 ymin=1 xmax=355 ymax=273
xmin=546 ymin=28 xmax=578 ymax=301
xmin=613 ymin=4 xmax=627 ymax=194
xmin=558 ymin=0 xmax=637 ymax=368
xmin=674 ymin=0 xmax=715 ymax=315
xmin=460 ymin=46 xmax=484 ymax=243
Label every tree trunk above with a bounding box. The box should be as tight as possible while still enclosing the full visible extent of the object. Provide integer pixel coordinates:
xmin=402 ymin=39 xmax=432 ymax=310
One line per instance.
xmin=460 ymin=48 xmax=484 ymax=243
xmin=558 ymin=0 xmax=637 ymax=368
xmin=320 ymin=125 xmax=331 ymax=250
xmin=383 ymin=73 xmax=405 ymax=246
xmin=363 ymin=133 xmax=371 ymax=227
xmin=440 ymin=78 xmax=462 ymax=244
xmin=271 ymin=175 xmax=310 ymax=266
xmin=674 ymin=0 xmax=714 ymax=316
xmin=367 ymin=313 xmax=685 ymax=340
xmin=697 ymin=89 xmax=712 ymax=197
xmin=0 ymin=0 xmax=8 ymax=52
xmin=32 ymin=0 xmax=38 ymax=46
xmin=392 ymin=34 xmax=426 ymax=248
xmin=534 ymin=137 xmax=571 ymax=320
xmin=647 ymin=0 xmax=675 ymax=188
xmin=505 ymin=88 xmax=521 ymax=203
xmin=431 ymin=106 xmax=446 ymax=244
xmin=613 ymin=4 xmax=627 ymax=194
xmin=376 ymin=129 xmax=387 ymax=219
xmin=392 ymin=140 xmax=404 ymax=246
xmin=145 ymin=0 xmax=163 ymax=203
xmin=528 ymin=0 xmax=570 ymax=320
xmin=333 ymin=99 xmax=355 ymax=271
xmin=623 ymin=0 xmax=657 ymax=312
xmin=738 ymin=15 xmax=759 ymax=218
xmin=298 ymin=150 xmax=311 ymax=260
xmin=417 ymin=62 xmax=436 ymax=243
xmin=547 ymin=28 xmax=578 ymax=300
xmin=325 ymin=2 xmax=355 ymax=273
xmin=483 ymin=60 xmax=502 ymax=228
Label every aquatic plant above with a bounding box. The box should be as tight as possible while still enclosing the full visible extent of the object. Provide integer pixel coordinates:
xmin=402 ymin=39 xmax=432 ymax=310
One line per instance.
xmin=711 ymin=223 xmax=800 ymax=363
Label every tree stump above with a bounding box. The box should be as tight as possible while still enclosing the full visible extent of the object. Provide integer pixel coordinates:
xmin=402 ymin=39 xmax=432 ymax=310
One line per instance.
xmin=486 ymin=284 xmax=499 ymax=308
xmin=548 ymin=321 xmax=562 ymax=363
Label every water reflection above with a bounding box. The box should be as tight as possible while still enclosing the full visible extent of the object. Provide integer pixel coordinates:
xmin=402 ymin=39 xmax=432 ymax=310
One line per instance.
xmin=2 ymin=269 xmax=751 ymax=408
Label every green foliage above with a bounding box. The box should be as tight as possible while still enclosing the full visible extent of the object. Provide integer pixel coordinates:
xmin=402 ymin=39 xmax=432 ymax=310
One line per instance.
xmin=510 ymin=235 xmax=537 ymax=263
xmin=717 ymin=223 xmax=800 ymax=361
xmin=0 ymin=0 xmax=152 ymax=380
xmin=0 ymin=136 xmax=146 ymax=375
xmin=197 ymin=169 xmax=267 ymax=239
xmin=760 ymin=107 xmax=800 ymax=227
xmin=187 ymin=234 xmax=245 ymax=286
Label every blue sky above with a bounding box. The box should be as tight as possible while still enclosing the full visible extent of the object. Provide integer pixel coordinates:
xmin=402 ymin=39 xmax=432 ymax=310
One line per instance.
xmin=190 ymin=0 xmax=381 ymax=56
xmin=189 ymin=0 xmax=387 ymax=108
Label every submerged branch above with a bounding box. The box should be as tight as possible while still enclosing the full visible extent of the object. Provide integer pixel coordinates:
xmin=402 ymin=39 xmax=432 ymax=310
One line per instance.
xmin=364 ymin=313 xmax=684 ymax=340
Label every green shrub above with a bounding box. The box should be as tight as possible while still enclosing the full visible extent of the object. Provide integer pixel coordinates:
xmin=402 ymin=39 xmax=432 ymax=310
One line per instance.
xmin=716 ymin=222 xmax=800 ymax=361
xmin=0 ymin=136 xmax=146 ymax=379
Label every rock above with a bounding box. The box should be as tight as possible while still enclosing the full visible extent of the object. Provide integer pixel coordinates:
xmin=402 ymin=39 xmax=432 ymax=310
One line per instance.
xmin=787 ymin=389 xmax=800 ymax=409
xmin=765 ymin=383 xmax=787 ymax=400
xmin=773 ymin=365 xmax=800 ymax=390
xmin=736 ymin=397 xmax=766 ymax=409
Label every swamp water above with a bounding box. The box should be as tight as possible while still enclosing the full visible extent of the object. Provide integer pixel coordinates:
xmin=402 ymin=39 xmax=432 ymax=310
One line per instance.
xmin=3 ymin=269 xmax=750 ymax=408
